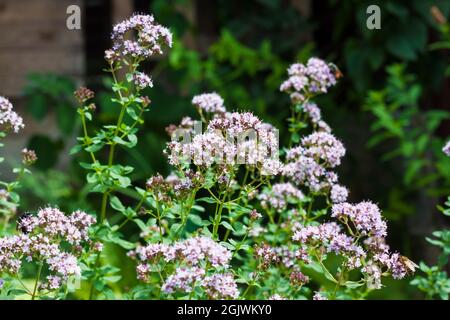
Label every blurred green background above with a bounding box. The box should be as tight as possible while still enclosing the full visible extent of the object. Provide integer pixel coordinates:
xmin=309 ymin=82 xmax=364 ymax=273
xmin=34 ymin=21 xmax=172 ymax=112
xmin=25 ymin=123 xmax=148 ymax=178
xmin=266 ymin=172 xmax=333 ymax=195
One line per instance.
xmin=1 ymin=0 xmax=449 ymax=299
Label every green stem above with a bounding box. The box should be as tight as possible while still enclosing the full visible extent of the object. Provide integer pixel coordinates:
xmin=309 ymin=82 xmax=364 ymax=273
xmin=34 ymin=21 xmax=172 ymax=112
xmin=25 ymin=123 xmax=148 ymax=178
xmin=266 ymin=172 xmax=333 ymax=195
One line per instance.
xmin=31 ymin=261 xmax=44 ymax=300
xmin=155 ymin=199 xmax=164 ymax=241
xmin=241 ymin=284 xmax=252 ymax=299
xmin=242 ymin=168 xmax=249 ymax=186
xmin=177 ymin=190 xmax=197 ymax=234
xmin=188 ymin=280 xmax=197 ymax=300
xmin=119 ymin=107 xmax=145 ymax=139
xmin=212 ymin=196 xmax=226 ymax=240
xmin=99 ymin=66 xmax=129 ymax=223
xmin=305 ymin=197 xmax=314 ymax=221
xmin=88 ymin=253 xmax=101 ymax=300
xmin=223 ymin=226 xmax=232 ymax=242
xmin=3 ymin=216 xmax=10 ymax=232
xmin=80 ymin=111 xmax=96 ymax=162
xmin=231 ymin=226 xmax=251 ymax=259
xmin=313 ymin=250 xmax=338 ymax=284
xmin=100 ymin=191 xmax=109 ymax=223
xmin=117 ymin=217 xmax=131 ymax=230
xmin=331 ymin=266 xmax=346 ymax=299
xmin=206 ymin=188 xmax=221 ymax=203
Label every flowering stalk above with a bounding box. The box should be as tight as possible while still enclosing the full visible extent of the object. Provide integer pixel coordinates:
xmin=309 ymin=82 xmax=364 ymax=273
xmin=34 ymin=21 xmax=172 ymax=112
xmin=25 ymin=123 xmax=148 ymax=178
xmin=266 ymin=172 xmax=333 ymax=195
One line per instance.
xmin=0 ymin=98 xmax=36 ymax=232
xmin=71 ymin=14 xmax=173 ymax=299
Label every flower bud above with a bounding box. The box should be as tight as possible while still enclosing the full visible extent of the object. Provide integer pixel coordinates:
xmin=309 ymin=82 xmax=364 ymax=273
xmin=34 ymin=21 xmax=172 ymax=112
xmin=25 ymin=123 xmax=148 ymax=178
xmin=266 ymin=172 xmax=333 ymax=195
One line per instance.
xmin=22 ymin=148 xmax=37 ymax=166
xmin=74 ymin=87 xmax=95 ymax=104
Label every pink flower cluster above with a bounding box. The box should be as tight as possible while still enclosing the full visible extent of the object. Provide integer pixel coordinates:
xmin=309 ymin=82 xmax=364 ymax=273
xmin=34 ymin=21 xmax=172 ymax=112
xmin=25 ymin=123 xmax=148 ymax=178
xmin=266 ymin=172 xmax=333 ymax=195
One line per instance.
xmin=109 ymin=14 xmax=172 ymax=59
xmin=260 ymin=158 xmax=284 ymax=176
xmin=283 ymin=155 xmax=338 ymax=193
xmin=259 ymin=183 xmax=304 ymax=211
xmin=161 ymin=266 xmax=205 ymax=294
xmin=274 ymin=246 xmax=302 ymax=269
xmin=254 ymin=243 xmax=279 ymax=269
xmin=0 ymin=96 xmax=24 ymax=133
xmin=145 ymin=170 xmax=203 ymax=200
xmin=280 ymin=58 xmax=337 ymax=103
xmin=290 ymin=270 xmax=309 ymax=286
xmin=208 ymin=112 xmax=271 ymax=137
xmin=161 ymin=267 xmax=239 ymax=299
xmin=283 ymin=132 xmax=345 ymax=194
xmin=202 ymin=273 xmax=239 ymax=299
xmin=269 ymin=294 xmax=287 ymax=300
xmin=302 ymin=102 xmax=332 ymax=133
xmin=443 ymin=140 xmax=450 ymax=156
xmin=132 ymin=236 xmax=239 ymax=299
xmin=331 ymin=201 xmax=387 ymax=237
xmin=0 ymin=207 xmax=96 ymax=291
xmin=330 ymin=184 xmax=349 ymax=204
xmin=207 ymin=111 xmax=280 ymax=164
xmin=254 ymin=243 xmax=307 ymax=271
xmin=303 ymin=102 xmax=321 ymax=123
xmin=192 ymin=93 xmax=226 ymax=114
xmin=189 ymin=131 xmax=237 ymax=166
xmin=293 ymin=201 xmax=412 ymax=284
xmin=132 ymin=236 xmax=232 ymax=279
xmin=364 ymin=237 xmax=414 ymax=282
xmin=292 ymin=222 xmax=366 ymax=269
xmin=313 ymin=292 xmax=327 ymax=300
xmin=166 ymin=110 xmax=279 ymax=170
xmin=133 ymin=72 xmax=153 ymax=90
xmin=18 ymin=207 xmax=96 ymax=245
xmin=0 ymin=189 xmax=8 ymax=201
xmin=299 ymin=132 xmax=345 ymax=168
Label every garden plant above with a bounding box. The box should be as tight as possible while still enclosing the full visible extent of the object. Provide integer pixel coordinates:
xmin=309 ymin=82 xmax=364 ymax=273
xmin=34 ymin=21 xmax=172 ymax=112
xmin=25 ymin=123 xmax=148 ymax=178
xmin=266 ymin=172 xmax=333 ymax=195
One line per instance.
xmin=0 ymin=13 xmax=448 ymax=301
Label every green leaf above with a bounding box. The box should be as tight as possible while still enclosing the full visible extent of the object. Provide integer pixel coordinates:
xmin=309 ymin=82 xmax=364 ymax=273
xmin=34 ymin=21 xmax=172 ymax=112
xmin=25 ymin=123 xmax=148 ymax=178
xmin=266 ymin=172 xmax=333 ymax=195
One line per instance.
xmin=103 ymin=275 xmax=122 ymax=283
xmin=191 ymin=205 xmax=205 ymax=213
xmin=170 ymin=223 xmax=182 ymax=234
xmin=344 ymin=281 xmax=364 ymax=289
xmin=188 ymin=214 xmax=203 ymax=226
xmin=133 ymin=219 xmax=147 ymax=231
xmin=386 ymin=19 xmax=427 ymax=61
xmin=69 ymin=144 xmax=82 ymax=155
xmin=221 ymin=221 xmax=235 ymax=232
xmin=109 ymin=236 xmax=135 ymax=250
xmin=127 ymin=134 xmax=138 ymax=147
xmin=110 ymin=196 xmax=125 ymax=213
xmin=197 ymin=197 xmax=216 ymax=204
xmin=85 ymin=143 xmax=104 ymax=153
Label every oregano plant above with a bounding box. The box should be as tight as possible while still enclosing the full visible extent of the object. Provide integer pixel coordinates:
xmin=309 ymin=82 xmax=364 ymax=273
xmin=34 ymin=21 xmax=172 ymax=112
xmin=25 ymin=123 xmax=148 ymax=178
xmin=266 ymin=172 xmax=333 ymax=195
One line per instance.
xmin=0 ymin=13 xmax=420 ymax=300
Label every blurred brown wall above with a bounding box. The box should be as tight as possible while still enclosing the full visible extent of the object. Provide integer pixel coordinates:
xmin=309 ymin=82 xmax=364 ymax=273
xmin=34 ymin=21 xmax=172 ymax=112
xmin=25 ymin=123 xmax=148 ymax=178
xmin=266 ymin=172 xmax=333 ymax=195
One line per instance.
xmin=0 ymin=0 xmax=84 ymax=97
xmin=0 ymin=0 xmax=84 ymax=173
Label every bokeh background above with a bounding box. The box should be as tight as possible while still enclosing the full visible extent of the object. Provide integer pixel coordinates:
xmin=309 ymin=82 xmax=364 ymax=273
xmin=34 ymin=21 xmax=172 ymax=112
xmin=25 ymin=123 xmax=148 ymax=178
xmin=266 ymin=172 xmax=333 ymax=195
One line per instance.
xmin=0 ymin=0 xmax=449 ymax=299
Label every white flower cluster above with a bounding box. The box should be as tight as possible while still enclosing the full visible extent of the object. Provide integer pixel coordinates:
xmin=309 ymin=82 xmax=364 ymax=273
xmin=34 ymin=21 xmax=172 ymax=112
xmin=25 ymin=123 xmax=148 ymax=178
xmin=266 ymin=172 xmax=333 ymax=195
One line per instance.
xmin=192 ymin=93 xmax=226 ymax=114
xmin=133 ymin=72 xmax=153 ymax=90
xmin=0 ymin=207 xmax=97 ymax=291
xmin=166 ymin=101 xmax=279 ymax=170
xmin=0 ymin=96 xmax=24 ymax=133
xmin=280 ymin=57 xmax=337 ymax=103
xmin=302 ymin=102 xmax=331 ymax=132
xmin=259 ymin=183 xmax=304 ymax=211
xmin=109 ymin=14 xmax=172 ymax=59
xmin=283 ymin=132 xmax=345 ymax=194
xmin=443 ymin=140 xmax=450 ymax=156
xmin=131 ymin=236 xmax=239 ymax=299
xmin=293 ymin=201 xmax=412 ymax=288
